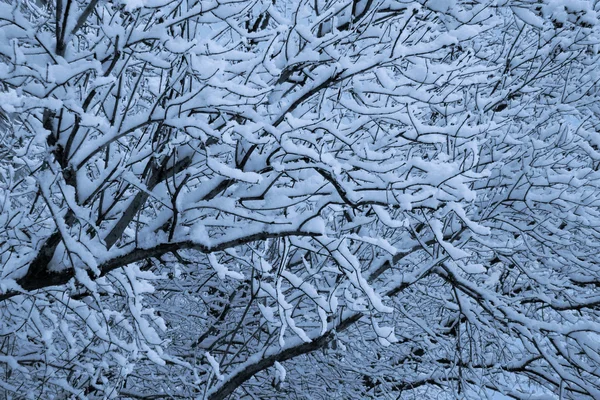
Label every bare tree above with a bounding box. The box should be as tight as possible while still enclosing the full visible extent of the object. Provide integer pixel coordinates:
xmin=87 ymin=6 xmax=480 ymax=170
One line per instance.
xmin=1 ymin=0 xmax=600 ymax=398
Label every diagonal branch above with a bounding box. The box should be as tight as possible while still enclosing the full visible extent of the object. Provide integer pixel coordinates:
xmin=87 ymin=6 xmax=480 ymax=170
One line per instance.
xmin=206 ymin=254 xmax=441 ymax=400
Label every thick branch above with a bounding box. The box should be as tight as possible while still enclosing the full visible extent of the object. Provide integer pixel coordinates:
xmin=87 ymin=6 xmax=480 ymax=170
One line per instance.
xmin=0 ymin=230 xmax=321 ymax=301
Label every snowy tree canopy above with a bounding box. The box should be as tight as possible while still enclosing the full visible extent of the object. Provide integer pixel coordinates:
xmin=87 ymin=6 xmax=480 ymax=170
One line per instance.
xmin=2 ymin=0 xmax=600 ymax=398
